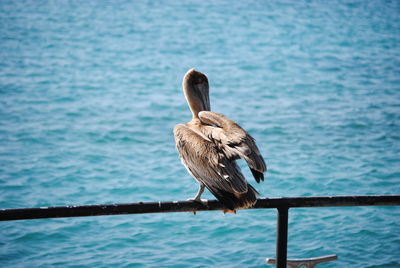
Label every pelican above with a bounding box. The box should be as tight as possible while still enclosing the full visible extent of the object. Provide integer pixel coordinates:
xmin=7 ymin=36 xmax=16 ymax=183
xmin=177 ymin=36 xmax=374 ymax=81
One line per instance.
xmin=173 ymin=69 xmax=267 ymax=210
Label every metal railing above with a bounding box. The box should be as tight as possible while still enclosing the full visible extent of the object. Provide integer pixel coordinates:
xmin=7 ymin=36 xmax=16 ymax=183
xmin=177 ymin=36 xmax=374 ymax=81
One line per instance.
xmin=1 ymin=195 xmax=400 ymax=267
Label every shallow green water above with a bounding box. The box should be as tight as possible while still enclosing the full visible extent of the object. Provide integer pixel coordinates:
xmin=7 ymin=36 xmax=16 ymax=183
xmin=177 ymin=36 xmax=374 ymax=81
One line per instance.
xmin=1 ymin=0 xmax=400 ymax=267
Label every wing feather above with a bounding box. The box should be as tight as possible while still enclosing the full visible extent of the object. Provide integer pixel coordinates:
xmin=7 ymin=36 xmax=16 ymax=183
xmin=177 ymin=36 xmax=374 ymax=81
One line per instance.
xmin=198 ymin=111 xmax=267 ymax=183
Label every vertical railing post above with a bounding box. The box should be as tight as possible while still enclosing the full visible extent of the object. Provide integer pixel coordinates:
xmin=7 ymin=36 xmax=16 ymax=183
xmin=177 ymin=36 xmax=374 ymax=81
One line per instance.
xmin=276 ymin=206 xmax=289 ymax=268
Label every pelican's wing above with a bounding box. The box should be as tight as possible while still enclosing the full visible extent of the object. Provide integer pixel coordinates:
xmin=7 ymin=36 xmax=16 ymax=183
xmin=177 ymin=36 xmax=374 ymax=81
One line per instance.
xmin=173 ymin=124 xmax=248 ymax=195
xmin=198 ymin=111 xmax=266 ymax=183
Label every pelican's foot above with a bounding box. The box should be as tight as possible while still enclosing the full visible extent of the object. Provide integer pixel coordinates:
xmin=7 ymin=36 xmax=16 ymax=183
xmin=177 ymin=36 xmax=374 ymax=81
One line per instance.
xmin=222 ymin=209 xmax=236 ymax=214
xmin=187 ymin=198 xmax=208 ymax=216
xmin=186 ymin=198 xmax=208 ymax=203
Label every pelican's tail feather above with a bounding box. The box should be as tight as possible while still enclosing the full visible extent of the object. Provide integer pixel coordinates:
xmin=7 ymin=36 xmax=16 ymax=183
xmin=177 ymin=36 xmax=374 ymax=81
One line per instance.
xmin=206 ymin=184 xmax=259 ymax=210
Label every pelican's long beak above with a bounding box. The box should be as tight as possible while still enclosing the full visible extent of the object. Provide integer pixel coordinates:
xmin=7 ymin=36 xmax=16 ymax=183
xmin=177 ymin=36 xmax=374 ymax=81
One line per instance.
xmin=182 ymin=69 xmax=211 ymax=118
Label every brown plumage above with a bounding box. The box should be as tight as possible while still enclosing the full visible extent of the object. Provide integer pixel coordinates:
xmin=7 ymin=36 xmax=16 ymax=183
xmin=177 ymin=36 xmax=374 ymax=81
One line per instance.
xmin=173 ymin=69 xmax=267 ymax=210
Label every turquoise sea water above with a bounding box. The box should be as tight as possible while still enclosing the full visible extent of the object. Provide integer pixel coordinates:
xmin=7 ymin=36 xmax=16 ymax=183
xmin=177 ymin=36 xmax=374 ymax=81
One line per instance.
xmin=1 ymin=0 xmax=400 ymax=267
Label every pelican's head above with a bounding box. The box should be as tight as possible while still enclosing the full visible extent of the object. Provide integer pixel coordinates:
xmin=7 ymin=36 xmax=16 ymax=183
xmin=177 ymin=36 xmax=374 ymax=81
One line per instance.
xmin=182 ymin=69 xmax=210 ymax=118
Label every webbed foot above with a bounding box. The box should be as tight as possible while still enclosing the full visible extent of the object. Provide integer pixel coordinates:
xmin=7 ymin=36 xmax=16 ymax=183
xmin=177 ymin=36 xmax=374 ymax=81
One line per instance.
xmin=222 ymin=209 xmax=236 ymax=214
xmin=186 ymin=198 xmax=208 ymax=203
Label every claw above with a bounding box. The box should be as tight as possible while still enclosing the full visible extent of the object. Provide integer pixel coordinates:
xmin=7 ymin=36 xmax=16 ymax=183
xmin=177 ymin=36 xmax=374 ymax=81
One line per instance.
xmin=222 ymin=209 xmax=236 ymax=214
xmin=187 ymin=198 xmax=208 ymax=203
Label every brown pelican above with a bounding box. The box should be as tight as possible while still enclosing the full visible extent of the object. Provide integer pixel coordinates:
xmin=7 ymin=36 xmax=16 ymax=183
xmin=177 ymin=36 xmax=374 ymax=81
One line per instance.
xmin=174 ymin=69 xmax=266 ymax=210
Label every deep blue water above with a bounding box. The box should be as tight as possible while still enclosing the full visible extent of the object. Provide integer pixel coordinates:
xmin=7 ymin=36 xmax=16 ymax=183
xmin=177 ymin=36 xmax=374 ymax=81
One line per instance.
xmin=1 ymin=0 xmax=400 ymax=267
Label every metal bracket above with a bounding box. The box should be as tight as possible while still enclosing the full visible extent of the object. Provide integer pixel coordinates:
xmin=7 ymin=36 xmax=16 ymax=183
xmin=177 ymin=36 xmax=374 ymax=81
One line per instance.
xmin=266 ymin=254 xmax=338 ymax=268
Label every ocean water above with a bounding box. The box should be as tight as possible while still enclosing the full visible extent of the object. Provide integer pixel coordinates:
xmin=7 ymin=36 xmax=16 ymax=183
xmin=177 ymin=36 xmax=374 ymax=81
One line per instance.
xmin=1 ymin=0 xmax=399 ymax=267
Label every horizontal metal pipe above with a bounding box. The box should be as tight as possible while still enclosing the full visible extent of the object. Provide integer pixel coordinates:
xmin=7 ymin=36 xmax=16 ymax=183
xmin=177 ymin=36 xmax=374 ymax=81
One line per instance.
xmin=1 ymin=195 xmax=399 ymax=221
xmin=253 ymin=195 xmax=400 ymax=209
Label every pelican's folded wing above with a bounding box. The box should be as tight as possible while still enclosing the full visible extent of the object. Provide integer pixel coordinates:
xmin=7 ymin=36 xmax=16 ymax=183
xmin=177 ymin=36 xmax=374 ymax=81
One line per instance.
xmin=198 ymin=111 xmax=267 ymax=183
xmin=173 ymin=124 xmax=248 ymax=194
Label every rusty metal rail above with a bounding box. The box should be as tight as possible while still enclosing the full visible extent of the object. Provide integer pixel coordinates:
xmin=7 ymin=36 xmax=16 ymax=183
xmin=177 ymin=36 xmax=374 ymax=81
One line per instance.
xmin=1 ymin=195 xmax=400 ymax=268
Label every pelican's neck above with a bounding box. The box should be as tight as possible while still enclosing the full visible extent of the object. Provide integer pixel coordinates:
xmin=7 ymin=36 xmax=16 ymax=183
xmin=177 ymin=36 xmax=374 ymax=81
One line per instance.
xmin=190 ymin=106 xmax=203 ymax=120
xmin=182 ymin=69 xmax=210 ymax=120
xmin=188 ymin=117 xmax=202 ymax=126
xmin=183 ymin=85 xmax=210 ymax=119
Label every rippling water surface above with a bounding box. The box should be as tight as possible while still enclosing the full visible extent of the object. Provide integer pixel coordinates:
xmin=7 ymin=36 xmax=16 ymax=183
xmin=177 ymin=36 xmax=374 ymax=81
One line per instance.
xmin=1 ymin=0 xmax=400 ymax=267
